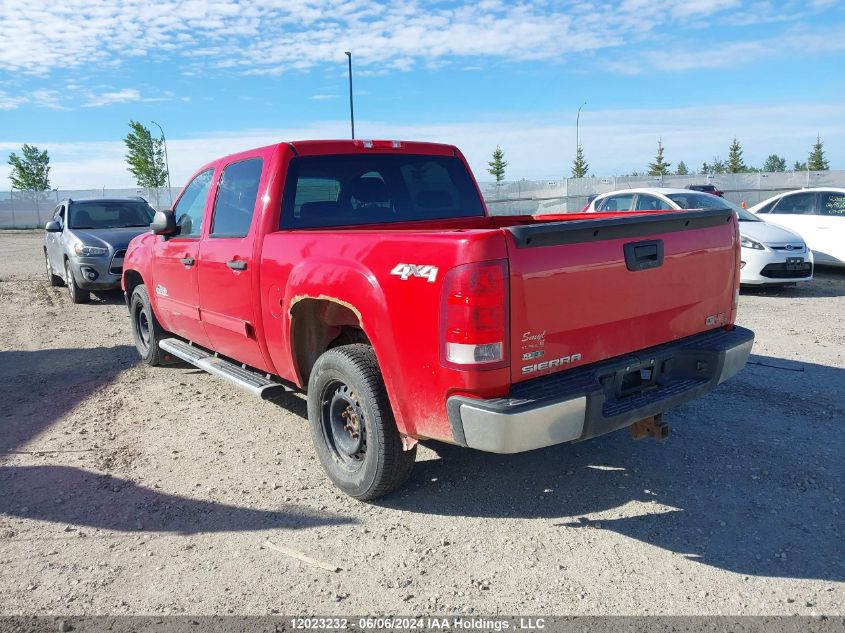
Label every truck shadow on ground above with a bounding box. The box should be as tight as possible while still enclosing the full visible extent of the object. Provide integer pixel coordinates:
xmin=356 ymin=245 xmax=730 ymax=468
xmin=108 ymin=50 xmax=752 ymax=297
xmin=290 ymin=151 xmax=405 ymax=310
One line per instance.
xmin=385 ymin=355 xmax=845 ymax=583
xmin=0 ymin=347 xmax=352 ymax=534
xmin=0 ymin=465 xmax=352 ymax=533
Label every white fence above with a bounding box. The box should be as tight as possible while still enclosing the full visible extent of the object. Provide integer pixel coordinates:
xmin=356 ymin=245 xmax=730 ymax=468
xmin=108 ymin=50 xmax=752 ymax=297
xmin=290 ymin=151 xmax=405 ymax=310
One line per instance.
xmin=3 ymin=171 xmax=845 ymax=229
xmin=0 ymin=187 xmax=182 ymax=229
xmin=479 ymin=170 xmax=845 ymax=215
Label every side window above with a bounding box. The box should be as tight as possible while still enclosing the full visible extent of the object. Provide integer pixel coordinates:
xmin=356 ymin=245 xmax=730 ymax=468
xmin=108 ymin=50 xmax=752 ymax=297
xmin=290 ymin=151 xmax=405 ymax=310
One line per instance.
xmin=772 ymin=193 xmax=816 ymax=215
xmin=598 ymin=194 xmax=634 ymax=212
xmin=57 ymin=206 xmax=65 ymax=226
xmin=173 ymin=169 xmax=214 ymax=237
xmin=820 ymin=192 xmax=845 ymax=216
xmin=755 ymin=200 xmax=777 ymax=214
xmin=635 ymin=195 xmax=671 ymax=211
xmin=211 ymin=158 xmax=263 ymax=237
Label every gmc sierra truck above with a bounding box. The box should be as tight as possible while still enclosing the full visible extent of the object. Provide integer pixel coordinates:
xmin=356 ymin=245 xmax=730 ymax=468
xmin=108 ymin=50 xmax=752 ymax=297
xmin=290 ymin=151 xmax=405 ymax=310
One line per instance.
xmin=122 ymin=140 xmax=754 ymax=500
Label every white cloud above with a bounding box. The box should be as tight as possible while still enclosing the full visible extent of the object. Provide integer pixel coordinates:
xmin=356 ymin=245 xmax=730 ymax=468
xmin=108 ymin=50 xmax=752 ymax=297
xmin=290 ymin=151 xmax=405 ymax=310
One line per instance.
xmin=83 ymin=88 xmax=142 ymax=107
xmin=2 ymin=0 xmax=833 ymax=78
xmin=311 ymin=94 xmax=337 ymax=100
xmin=615 ymin=24 xmax=845 ymax=73
xmin=30 ymin=90 xmax=68 ymax=110
xmin=0 ymin=85 xmax=174 ymax=110
xmin=0 ymin=91 xmax=26 ymax=110
xmin=2 ymin=102 xmax=842 ymax=188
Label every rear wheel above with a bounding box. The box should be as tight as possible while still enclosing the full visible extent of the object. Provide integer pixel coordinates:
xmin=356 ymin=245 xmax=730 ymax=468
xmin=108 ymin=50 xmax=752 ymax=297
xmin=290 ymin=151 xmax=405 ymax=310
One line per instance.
xmin=45 ymin=251 xmax=63 ymax=286
xmin=130 ymin=284 xmax=166 ymax=366
xmin=64 ymin=259 xmax=90 ymax=303
xmin=307 ymin=344 xmax=416 ymax=500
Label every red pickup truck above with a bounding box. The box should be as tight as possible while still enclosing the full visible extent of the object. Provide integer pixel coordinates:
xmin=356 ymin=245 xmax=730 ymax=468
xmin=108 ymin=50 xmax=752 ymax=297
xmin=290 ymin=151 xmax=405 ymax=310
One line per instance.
xmin=123 ymin=140 xmax=754 ymax=500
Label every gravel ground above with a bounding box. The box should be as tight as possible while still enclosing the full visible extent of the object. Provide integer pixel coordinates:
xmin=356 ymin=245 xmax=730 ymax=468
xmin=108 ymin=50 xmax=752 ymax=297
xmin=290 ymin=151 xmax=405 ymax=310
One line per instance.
xmin=0 ymin=230 xmax=843 ymax=616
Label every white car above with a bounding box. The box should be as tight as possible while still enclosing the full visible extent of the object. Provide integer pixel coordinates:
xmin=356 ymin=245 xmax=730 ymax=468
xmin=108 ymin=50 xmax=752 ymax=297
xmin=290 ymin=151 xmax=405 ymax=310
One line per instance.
xmin=748 ymin=188 xmax=845 ymax=267
xmin=586 ymin=188 xmax=813 ymax=285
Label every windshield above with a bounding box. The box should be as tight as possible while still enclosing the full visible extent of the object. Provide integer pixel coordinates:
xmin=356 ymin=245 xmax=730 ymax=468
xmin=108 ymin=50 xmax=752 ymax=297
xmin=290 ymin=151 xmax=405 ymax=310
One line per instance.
xmin=69 ymin=201 xmax=155 ymax=229
xmin=281 ymin=154 xmax=485 ymax=229
xmin=667 ymin=193 xmax=760 ymax=221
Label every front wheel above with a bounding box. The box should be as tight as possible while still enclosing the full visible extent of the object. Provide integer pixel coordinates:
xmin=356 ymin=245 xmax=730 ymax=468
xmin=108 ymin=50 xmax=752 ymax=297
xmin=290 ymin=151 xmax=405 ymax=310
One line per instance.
xmin=307 ymin=344 xmax=416 ymax=500
xmin=130 ymin=284 xmax=166 ymax=365
xmin=64 ymin=260 xmax=90 ymax=303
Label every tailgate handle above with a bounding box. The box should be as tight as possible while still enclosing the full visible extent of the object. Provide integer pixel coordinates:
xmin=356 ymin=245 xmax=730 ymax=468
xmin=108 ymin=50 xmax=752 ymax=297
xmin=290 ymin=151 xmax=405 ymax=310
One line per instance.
xmin=624 ymin=240 xmax=664 ymax=271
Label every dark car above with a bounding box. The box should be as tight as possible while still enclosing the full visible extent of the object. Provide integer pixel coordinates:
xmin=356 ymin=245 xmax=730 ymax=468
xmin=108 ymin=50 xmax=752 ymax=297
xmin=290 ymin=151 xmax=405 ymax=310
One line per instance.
xmin=687 ymin=183 xmax=724 ymax=197
xmin=43 ymin=197 xmax=155 ymax=303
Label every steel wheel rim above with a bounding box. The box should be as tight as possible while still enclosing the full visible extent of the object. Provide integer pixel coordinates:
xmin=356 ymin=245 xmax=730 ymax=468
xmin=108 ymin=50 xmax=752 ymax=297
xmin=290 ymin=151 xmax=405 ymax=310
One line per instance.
xmin=133 ymin=302 xmax=151 ymax=352
xmin=320 ymin=379 xmax=367 ymax=470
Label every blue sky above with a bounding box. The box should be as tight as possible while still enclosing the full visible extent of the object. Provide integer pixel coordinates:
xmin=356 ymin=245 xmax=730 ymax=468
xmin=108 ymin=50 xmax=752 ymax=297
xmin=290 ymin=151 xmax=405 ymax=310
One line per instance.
xmin=2 ymin=0 xmax=845 ymax=187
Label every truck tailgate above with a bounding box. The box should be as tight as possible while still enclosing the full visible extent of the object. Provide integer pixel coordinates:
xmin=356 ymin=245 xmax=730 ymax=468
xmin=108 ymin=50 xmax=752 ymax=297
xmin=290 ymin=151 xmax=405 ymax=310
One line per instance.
xmin=505 ymin=209 xmax=738 ymax=383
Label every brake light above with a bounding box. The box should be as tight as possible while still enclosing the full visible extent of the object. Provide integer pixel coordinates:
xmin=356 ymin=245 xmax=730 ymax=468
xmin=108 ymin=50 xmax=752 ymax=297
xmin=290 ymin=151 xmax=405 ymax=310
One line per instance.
xmin=354 ymin=140 xmax=403 ymax=149
xmin=440 ymin=260 xmax=509 ymax=368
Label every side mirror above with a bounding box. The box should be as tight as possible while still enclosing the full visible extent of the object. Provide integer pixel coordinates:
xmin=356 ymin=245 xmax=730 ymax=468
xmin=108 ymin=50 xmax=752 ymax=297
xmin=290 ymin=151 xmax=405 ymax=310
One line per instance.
xmin=151 ymin=210 xmax=177 ymax=236
xmin=45 ymin=220 xmax=62 ymax=233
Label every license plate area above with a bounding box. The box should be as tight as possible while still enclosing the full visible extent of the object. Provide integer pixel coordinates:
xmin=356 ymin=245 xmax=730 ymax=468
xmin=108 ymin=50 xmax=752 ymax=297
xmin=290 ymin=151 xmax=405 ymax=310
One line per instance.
xmin=786 ymin=257 xmax=804 ymax=270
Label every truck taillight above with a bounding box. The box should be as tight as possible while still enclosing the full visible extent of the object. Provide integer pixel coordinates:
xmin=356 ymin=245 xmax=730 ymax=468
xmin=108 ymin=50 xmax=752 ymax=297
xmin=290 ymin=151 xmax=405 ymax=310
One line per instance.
xmin=440 ymin=260 xmax=509 ymax=368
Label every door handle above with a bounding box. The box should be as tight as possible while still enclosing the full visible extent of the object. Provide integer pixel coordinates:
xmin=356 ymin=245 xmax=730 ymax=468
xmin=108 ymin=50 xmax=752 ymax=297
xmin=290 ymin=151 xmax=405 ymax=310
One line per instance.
xmin=227 ymin=259 xmax=247 ymax=271
xmin=180 ymin=257 xmax=195 ymax=266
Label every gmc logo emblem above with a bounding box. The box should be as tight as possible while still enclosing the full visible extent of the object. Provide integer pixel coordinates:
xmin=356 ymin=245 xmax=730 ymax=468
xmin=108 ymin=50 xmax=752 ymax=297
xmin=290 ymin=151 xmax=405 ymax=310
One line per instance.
xmin=705 ymin=312 xmax=727 ymax=326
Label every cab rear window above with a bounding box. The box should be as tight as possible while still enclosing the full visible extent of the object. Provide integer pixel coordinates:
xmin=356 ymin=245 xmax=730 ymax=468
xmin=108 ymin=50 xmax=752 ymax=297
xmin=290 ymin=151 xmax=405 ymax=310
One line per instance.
xmin=280 ymin=154 xmax=485 ymax=228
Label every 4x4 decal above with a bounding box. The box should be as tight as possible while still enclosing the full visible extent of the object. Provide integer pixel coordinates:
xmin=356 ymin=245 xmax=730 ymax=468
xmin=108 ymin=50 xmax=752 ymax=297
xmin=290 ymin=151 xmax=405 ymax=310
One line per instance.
xmin=390 ymin=263 xmax=439 ymax=283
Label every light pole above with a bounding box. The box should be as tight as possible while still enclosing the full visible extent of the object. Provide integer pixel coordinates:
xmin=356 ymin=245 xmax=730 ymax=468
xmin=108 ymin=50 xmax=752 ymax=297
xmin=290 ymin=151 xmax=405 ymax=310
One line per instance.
xmin=345 ymin=51 xmax=355 ymax=139
xmin=151 ymin=120 xmax=173 ymax=206
xmin=576 ymin=101 xmax=587 ymax=156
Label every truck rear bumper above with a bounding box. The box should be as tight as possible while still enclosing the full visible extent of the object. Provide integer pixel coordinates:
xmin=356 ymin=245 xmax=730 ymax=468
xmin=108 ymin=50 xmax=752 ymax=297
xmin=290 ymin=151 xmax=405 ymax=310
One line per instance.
xmin=446 ymin=326 xmax=754 ymax=454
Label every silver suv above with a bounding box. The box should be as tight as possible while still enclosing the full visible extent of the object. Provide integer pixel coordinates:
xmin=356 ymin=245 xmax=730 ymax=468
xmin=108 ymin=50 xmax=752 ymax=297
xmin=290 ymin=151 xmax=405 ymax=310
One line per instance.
xmin=43 ymin=197 xmax=155 ymax=303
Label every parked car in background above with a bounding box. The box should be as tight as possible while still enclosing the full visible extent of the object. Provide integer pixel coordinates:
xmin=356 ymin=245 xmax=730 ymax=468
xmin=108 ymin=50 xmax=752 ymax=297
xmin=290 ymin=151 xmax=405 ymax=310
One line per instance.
xmin=43 ymin=197 xmax=155 ymax=303
xmin=585 ymin=188 xmax=813 ymax=285
xmin=748 ymin=188 xmax=845 ymax=267
xmin=687 ymin=183 xmax=724 ymax=197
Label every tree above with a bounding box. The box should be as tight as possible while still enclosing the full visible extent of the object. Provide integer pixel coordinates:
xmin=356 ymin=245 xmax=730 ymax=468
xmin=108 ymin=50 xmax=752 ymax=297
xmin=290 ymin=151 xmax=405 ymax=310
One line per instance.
xmin=702 ymin=158 xmax=726 ymax=175
xmin=571 ymin=144 xmax=589 ymax=178
xmin=762 ymin=154 xmax=786 ymax=172
xmin=487 ymin=146 xmax=508 ymax=183
xmin=807 ymin=135 xmax=829 ymax=171
xmin=727 ymin=137 xmax=747 ymax=173
xmin=124 ymin=120 xmax=168 ymax=196
xmin=793 ymin=161 xmax=808 ymax=172
xmin=648 ymin=139 xmax=671 ymax=176
xmin=7 ymin=144 xmax=50 ymax=192
xmin=675 ymin=160 xmax=689 ymax=175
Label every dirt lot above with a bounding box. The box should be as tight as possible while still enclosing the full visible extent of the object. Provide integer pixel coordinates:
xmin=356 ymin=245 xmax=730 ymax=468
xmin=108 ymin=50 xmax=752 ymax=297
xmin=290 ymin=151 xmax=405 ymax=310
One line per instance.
xmin=0 ymin=229 xmax=843 ymax=617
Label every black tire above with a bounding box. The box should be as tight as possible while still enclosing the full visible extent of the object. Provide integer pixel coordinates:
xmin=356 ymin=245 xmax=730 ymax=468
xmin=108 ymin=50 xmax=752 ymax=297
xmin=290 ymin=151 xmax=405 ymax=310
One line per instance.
xmin=64 ymin=259 xmax=90 ymax=304
xmin=130 ymin=284 xmax=166 ymax=366
xmin=45 ymin=250 xmax=63 ymax=287
xmin=307 ymin=344 xmax=416 ymax=500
